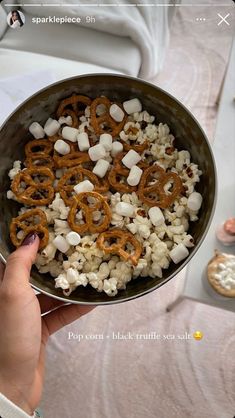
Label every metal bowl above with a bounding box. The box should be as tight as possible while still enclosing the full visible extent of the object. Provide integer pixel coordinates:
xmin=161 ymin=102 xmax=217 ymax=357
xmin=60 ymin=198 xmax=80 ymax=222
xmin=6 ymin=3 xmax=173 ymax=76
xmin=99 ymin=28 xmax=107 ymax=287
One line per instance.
xmin=0 ymin=74 xmax=216 ymax=305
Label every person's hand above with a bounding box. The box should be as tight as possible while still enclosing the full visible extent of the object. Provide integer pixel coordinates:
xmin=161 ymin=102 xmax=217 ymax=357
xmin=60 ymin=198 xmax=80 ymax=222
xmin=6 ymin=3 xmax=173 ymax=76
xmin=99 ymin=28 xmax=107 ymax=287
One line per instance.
xmin=0 ymin=233 xmax=94 ymax=415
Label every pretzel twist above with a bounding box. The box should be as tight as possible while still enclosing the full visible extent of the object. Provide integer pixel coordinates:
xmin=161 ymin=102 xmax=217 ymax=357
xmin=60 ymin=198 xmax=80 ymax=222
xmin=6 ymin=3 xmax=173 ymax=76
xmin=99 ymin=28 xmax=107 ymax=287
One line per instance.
xmin=68 ymin=191 xmax=111 ymax=234
xmin=57 ymin=167 xmax=109 ymax=206
xmin=96 ymin=228 xmax=142 ymax=266
xmin=10 ymin=208 xmax=49 ymax=249
xmin=25 ymin=139 xmax=53 ymax=157
xmin=137 ymin=164 xmax=182 ymax=208
xmin=108 ymin=152 xmax=147 ymax=193
xmin=53 ymin=151 xmax=90 ymax=169
xmin=56 ymin=94 xmax=91 ymax=120
xmin=90 ymin=97 xmax=126 ymax=137
xmin=11 ymin=167 xmax=55 ymax=206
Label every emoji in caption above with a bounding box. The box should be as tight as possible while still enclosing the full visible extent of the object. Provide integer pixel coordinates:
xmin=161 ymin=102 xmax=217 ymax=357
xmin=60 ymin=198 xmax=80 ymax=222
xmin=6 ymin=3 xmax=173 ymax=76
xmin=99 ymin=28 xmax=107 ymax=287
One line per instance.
xmin=193 ymin=331 xmax=203 ymax=341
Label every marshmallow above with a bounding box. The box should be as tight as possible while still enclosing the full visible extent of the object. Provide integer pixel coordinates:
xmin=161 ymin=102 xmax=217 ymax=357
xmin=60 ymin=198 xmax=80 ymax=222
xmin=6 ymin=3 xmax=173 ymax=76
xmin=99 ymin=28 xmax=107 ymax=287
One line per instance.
xmin=123 ymin=98 xmax=142 ymax=115
xmin=127 ymin=165 xmax=143 ymax=186
xmin=29 ymin=122 xmax=45 ymax=139
xmin=88 ymin=144 xmax=106 ymax=161
xmin=44 ymin=118 xmax=60 ymax=136
xmin=111 ymin=141 xmax=123 ymax=157
xmin=109 ymin=104 xmax=125 ymax=122
xmin=66 ymin=231 xmax=81 ymax=246
xmin=58 ymin=116 xmax=73 ymax=126
xmin=62 ymin=126 xmax=79 ymax=142
xmin=148 ymin=207 xmax=165 ymax=226
xmin=122 ymin=150 xmax=141 ymax=169
xmin=187 ymin=192 xmax=203 ymax=211
xmin=77 ymin=132 xmax=90 ymax=151
xmin=99 ymin=133 xmax=112 ymax=151
xmin=54 ymin=140 xmax=70 ymax=155
xmin=74 ymin=180 xmax=94 ymax=194
xmin=169 ymin=243 xmax=189 ymax=264
xmin=53 ymin=235 xmax=70 ymax=253
xmin=116 ymin=202 xmax=135 ymax=217
xmin=92 ymin=159 xmax=110 ymax=178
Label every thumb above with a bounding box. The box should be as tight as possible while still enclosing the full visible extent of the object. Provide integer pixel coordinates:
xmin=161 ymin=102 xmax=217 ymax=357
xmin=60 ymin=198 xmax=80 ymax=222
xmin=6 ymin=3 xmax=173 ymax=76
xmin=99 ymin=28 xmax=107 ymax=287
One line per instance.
xmin=3 ymin=233 xmax=40 ymax=288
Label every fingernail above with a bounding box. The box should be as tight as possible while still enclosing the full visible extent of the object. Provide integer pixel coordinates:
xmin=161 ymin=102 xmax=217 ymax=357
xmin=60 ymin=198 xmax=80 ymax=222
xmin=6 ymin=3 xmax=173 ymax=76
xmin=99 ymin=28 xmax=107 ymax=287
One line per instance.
xmin=21 ymin=232 xmax=38 ymax=246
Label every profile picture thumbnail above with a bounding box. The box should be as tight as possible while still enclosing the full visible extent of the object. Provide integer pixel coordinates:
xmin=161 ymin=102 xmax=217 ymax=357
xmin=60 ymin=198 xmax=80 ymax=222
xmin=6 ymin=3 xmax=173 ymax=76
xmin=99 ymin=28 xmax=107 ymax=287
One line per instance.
xmin=7 ymin=10 xmax=25 ymax=29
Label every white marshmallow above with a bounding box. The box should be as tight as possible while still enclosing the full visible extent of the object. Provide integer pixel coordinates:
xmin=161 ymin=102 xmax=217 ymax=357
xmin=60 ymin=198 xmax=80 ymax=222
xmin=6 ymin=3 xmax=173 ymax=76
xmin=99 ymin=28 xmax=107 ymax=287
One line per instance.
xmin=92 ymin=159 xmax=110 ymax=178
xmin=99 ymin=133 xmax=113 ymax=151
xmin=54 ymin=139 xmax=70 ymax=155
xmin=88 ymin=144 xmax=106 ymax=161
xmin=29 ymin=122 xmax=45 ymax=139
xmin=44 ymin=118 xmax=60 ymax=136
xmin=127 ymin=165 xmax=143 ymax=186
xmin=187 ymin=192 xmax=203 ymax=211
xmin=74 ymin=180 xmax=94 ymax=194
xmin=123 ymin=98 xmax=142 ymax=115
xmin=122 ymin=150 xmax=141 ymax=169
xmin=109 ymin=104 xmax=125 ymax=122
xmin=116 ymin=202 xmax=135 ymax=217
xmin=53 ymin=235 xmax=70 ymax=253
xmin=148 ymin=207 xmax=165 ymax=226
xmin=66 ymin=231 xmax=81 ymax=246
xmin=58 ymin=116 xmax=73 ymax=126
xmin=62 ymin=126 xmax=79 ymax=143
xmin=111 ymin=141 xmax=123 ymax=157
xmin=169 ymin=243 xmax=189 ymax=264
xmin=77 ymin=132 xmax=90 ymax=151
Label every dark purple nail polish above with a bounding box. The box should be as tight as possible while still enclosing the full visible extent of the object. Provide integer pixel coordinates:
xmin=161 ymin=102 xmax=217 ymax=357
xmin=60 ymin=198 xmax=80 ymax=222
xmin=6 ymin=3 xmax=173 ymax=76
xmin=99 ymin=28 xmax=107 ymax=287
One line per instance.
xmin=21 ymin=232 xmax=37 ymax=246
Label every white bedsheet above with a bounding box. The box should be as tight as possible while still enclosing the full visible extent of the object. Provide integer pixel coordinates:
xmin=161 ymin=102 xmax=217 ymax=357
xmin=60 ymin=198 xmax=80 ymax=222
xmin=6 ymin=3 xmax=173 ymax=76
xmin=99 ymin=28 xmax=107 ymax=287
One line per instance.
xmin=18 ymin=0 xmax=169 ymax=79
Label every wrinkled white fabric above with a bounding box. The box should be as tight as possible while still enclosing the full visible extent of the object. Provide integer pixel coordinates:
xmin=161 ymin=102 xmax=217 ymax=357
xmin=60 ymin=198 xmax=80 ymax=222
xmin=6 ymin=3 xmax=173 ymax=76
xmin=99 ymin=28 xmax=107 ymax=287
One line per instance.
xmin=0 ymin=393 xmax=34 ymax=418
xmin=18 ymin=0 xmax=169 ymax=78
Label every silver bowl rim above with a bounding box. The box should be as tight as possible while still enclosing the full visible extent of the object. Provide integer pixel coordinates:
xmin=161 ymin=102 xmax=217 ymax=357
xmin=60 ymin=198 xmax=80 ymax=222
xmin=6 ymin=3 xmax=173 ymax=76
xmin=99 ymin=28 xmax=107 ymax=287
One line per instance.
xmin=0 ymin=72 xmax=218 ymax=305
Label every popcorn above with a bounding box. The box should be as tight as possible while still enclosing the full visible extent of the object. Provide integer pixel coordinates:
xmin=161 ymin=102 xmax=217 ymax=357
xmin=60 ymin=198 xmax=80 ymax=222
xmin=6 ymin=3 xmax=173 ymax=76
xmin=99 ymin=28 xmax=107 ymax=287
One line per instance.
xmin=88 ymin=273 xmax=103 ymax=292
xmin=29 ymin=122 xmax=45 ymax=139
xmin=123 ymin=98 xmax=142 ymax=114
xmin=54 ymin=219 xmax=71 ymax=236
xmin=109 ymin=104 xmax=125 ymax=122
xmin=103 ymin=278 xmax=118 ymax=296
xmin=97 ymin=262 xmax=110 ymax=279
xmin=44 ymin=118 xmax=60 ymax=137
xmin=133 ymin=110 xmax=155 ymax=124
xmin=126 ymin=222 xmax=138 ymax=234
xmin=41 ymin=243 xmax=57 ymax=262
xmin=63 ymin=252 xmax=86 ymax=271
xmin=8 ymin=160 xmax=21 ymax=180
xmin=62 ymin=126 xmax=79 ymax=142
xmin=54 ymin=139 xmax=70 ymax=155
xmin=120 ymin=122 xmax=142 ymax=142
xmin=7 ymin=190 xmax=17 ymax=200
xmin=37 ymin=260 xmax=63 ymax=278
xmin=58 ymin=116 xmax=73 ymax=126
xmin=49 ymin=193 xmax=69 ymax=219
xmin=150 ymin=262 xmax=163 ymax=278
